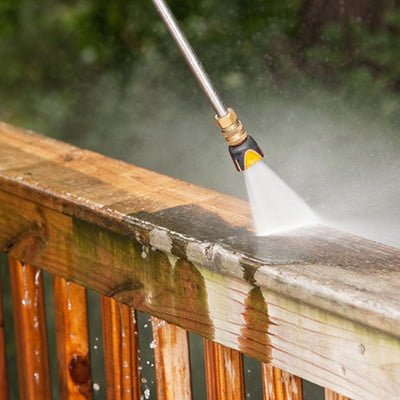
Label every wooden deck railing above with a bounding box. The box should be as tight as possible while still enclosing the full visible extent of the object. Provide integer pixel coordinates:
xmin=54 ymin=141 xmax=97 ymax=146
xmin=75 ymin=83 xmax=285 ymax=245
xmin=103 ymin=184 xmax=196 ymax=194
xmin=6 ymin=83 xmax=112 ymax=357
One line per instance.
xmin=0 ymin=122 xmax=399 ymax=399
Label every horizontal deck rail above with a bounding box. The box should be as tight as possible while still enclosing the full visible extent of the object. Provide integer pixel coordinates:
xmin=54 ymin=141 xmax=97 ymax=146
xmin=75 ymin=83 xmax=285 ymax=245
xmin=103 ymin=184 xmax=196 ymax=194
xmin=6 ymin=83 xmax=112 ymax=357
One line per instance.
xmin=0 ymin=122 xmax=400 ymax=399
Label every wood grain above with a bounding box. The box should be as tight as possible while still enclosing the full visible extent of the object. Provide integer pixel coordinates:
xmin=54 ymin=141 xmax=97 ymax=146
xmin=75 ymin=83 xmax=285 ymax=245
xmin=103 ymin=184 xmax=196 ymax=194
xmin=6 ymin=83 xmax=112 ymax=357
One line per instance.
xmin=151 ymin=317 xmax=192 ymax=400
xmin=8 ymin=258 xmax=51 ymax=399
xmin=325 ymin=389 xmax=351 ymax=400
xmin=204 ymin=340 xmax=245 ymax=400
xmin=1 ymin=124 xmax=400 ymax=399
xmin=262 ymin=364 xmax=302 ymax=400
xmin=54 ymin=277 xmax=92 ymax=399
xmin=0 ymin=273 xmax=8 ymax=400
xmin=101 ymin=297 xmax=140 ymax=400
xmin=0 ymin=123 xmax=399 ymax=339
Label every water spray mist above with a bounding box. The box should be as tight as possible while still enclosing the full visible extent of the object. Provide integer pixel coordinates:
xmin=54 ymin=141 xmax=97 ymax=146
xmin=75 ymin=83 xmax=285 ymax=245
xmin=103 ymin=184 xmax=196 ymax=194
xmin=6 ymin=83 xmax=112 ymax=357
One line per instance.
xmin=152 ymin=0 xmax=317 ymax=235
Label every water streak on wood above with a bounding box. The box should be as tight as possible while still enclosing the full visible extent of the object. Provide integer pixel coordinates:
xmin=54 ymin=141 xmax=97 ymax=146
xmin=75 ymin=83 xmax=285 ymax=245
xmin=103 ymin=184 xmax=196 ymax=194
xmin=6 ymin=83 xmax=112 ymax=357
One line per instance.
xmin=204 ymin=340 xmax=245 ymax=400
xmin=101 ymin=297 xmax=140 ymax=400
xmin=262 ymin=364 xmax=303 ymax=400
xmin=151 ymin=317 xmax=192 ymax=400
xmin=8 ymin=258 xmax=51 ymax=399
xmin=54 ymin=277 xmax=93 ymax=399
xmin=0 ymin=274 xmax=8 ymax=400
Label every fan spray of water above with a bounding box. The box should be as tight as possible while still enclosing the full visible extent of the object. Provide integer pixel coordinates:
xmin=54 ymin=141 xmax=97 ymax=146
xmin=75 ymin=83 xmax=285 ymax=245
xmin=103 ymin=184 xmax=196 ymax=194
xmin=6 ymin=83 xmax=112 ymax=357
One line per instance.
xmin=152 ymin=0 xmax=319 ymax=236
xmin=244 ymin=161 xmax=318 ymax=235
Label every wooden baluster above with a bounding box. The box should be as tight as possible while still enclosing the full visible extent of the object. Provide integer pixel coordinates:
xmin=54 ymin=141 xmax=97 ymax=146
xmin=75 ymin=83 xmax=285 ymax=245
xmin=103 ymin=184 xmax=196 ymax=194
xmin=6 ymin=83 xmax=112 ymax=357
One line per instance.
xmin=0 ymin=272 xmax=8 ymax=400
xmin=204 ymin=340 xmax=245 ymax=400
xmin=324 ymin=389 xmax=351 ymax=400
xmin=54 ymin=277 xmax=92 ymax=399
xmin=151 ymin=318 xmax=192 ymax=400
xmin=101 ymin=297 xmax=140 ymax=400
xmin=262 ymin=364 xmax=302 ymax=400
xmin=8 ymin=258 xmax=51 ymax=399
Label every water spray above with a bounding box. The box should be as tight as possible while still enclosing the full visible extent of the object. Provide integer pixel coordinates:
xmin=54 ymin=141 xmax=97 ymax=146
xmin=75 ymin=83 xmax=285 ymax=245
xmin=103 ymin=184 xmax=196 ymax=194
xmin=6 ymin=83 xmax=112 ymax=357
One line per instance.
xmin=152 ymin=0 xmax=317 ymax=235
xmin=152 ymin=0 xmax=264 ymax=172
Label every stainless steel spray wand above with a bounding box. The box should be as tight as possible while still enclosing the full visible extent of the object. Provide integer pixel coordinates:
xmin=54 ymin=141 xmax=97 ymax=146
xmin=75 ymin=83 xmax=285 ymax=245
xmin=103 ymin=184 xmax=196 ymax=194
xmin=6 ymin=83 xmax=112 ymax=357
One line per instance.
xmin=152 ymin=0 xmax=264 ymax=171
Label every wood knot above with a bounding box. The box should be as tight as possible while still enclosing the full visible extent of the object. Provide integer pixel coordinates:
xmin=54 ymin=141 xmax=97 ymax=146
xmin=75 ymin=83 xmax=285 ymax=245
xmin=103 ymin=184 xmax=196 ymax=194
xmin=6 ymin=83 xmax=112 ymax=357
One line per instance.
xmin=68 ymin=354 xmax=91 ymax=386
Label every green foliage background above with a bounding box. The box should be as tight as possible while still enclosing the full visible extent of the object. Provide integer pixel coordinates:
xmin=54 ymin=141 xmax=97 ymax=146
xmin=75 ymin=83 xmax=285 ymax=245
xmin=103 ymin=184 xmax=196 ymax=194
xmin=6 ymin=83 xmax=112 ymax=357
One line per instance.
xmin=0 ymin=0 xmax=399 ymax=137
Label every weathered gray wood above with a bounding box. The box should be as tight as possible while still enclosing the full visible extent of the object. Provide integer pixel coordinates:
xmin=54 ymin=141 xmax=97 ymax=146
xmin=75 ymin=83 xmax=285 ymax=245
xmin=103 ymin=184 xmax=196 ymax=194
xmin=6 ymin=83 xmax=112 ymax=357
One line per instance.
xmin=1 ymin=123 xmax=400 ymax=399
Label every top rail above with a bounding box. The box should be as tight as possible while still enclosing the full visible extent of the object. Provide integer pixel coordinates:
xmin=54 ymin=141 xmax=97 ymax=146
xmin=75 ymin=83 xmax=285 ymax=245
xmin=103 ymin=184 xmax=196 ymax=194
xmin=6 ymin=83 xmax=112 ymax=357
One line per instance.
xmin=0 ymin=122 xmax=400 ymax=399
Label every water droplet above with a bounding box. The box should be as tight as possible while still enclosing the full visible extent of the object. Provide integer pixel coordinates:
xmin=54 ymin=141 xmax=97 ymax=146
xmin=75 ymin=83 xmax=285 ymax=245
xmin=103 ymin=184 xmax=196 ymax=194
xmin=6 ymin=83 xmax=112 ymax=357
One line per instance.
xmin=93 ymin=383 xmax=100 ymax=391
xmin=141 ymin=378 xmax=147 ymax=384
xmin=149 ymin=340 xmax=157 ymax=349
xmin=93 ymin=345 xmax=98 ymax=350
xmin=144 ymin=388 xmax=150 ymax=399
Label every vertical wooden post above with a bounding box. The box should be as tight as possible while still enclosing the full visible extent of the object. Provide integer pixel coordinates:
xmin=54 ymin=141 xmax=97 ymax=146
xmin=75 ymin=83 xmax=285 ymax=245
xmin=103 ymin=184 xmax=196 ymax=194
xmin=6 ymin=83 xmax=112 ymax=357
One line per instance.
xmin=0 ymin=272 xmax=8 ymax=400
xmin=101 ymin=297 xmax=140 ymax=400
xmin=8 ymin=258 xmax=51 ymax=399
xmin=54 ymin=277 xmax=93 ymax=399
xmin=151 ymin=318 xmax=192 ymax=400
xmin=262 ymin=364 xmax=302 ymax=400
xmin=204 ymin=340 xmax=245 ymax=400
xmin=324 ymin=389 xmax=351 ymax=400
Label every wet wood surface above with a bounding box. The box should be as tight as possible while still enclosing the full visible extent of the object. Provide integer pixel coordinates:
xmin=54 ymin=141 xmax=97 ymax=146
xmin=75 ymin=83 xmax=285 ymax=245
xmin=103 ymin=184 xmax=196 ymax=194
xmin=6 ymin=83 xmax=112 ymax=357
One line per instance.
xmin=151 ymin=318 xmax=192 ymax=400
xmin=204 ymin=340 xmax=245 ymax=400
xmin=1 ymin=124 xmax=400 ymax=399
xmin=54 ymin=277 xmax=92 ymax=399
xmin=101 ymin=297 xmax=141 ymax=400
xmin=0 ymin=274 xmax=8 ymax=400
xmin=8 ymin=258 xmax=51 ymax=399
xmin=324 ymin=389 xmax=351 ymax=400
xmin=262 ymin=364 xmax=302 ymax=400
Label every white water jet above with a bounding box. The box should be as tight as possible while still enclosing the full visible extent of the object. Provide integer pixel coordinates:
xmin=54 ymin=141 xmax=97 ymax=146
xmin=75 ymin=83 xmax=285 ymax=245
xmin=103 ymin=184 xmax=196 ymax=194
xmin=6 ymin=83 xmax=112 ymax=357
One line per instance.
xmin=244 ymin=161 xmax=318 ymax=236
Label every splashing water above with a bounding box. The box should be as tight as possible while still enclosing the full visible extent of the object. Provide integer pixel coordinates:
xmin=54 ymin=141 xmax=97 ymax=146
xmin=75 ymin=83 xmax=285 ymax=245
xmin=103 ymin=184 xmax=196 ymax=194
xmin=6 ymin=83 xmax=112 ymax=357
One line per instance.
xmin=244 ymin=161 xmax=318 ymax=235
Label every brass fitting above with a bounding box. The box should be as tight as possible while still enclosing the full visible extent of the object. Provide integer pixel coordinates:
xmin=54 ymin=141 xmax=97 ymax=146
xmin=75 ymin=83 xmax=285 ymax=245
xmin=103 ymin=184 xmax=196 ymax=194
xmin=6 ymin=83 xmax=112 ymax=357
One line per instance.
xmin=215 ymin=108 xmax=248 ymax=146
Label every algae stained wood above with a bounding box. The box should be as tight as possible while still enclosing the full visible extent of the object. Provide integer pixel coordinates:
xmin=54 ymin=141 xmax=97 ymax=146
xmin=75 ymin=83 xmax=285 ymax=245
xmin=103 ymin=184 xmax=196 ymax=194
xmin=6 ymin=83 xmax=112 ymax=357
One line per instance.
xmin=54 ymin=277 xmax=93 ymax=399
xmin=8 ymin=259 xmax=51 ymax=400
xmin=101 ymin=297 xmax=141 ymax=400
xmin=1 ymin=124 xmax=400 ymax=399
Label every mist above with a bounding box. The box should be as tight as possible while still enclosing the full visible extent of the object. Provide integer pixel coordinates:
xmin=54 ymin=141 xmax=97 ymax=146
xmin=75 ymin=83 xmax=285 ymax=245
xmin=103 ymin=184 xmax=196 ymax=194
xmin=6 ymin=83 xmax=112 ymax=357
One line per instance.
xmin=66 ymin=63 xmax=400 ymax=249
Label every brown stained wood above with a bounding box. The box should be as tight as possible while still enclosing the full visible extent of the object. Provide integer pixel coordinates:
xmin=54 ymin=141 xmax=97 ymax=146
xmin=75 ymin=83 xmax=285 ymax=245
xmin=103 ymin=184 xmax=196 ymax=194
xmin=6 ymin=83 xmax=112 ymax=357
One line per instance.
xmin=0 ymin=273 xmax=8 ymax=400
xmin=204 ymin=340 xmax=245 ymax=400
xmin=1 ymin=125 xmax=400 ymax=399
xmin=8 ymin=258 xmax=51 ymax=399
xmin=262 ymin=364 xmax=302 ymax=400
xmin=101 ymin=296 xmax=140 ymax=400
xmin=324 ymin=389 xmax=351 ymax=400
xmin=151 ymin=317 xmax=192 ymax=400
xmin=54 ymin=277 xmax=92 ymax=399
xmin=0 ymin=123 xmax=400 ymax=339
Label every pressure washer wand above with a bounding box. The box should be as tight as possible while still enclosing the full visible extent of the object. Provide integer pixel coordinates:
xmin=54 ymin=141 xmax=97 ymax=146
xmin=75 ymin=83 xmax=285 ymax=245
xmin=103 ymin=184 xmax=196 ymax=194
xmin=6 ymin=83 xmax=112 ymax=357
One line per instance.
xmin=152 ymin=0 xmax=264 ymax=171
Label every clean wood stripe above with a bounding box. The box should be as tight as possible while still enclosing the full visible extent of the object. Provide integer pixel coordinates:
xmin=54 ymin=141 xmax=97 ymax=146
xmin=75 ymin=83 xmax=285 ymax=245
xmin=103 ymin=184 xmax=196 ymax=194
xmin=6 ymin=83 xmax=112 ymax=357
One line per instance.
xmin=325 ymin=389 xmax=351 ymax=400
xmin=8 ymin=258 xmax=51 ymax=399
xmin=0 ymin=272 xmax=8 ymax=400
xmin=204 ymin=340 xmax=245 ymax=400
xmin=262 ymin=364 xmax=302 ymax=400
xmin=54 ymin=277 xmax=93 ymax=399
xmin=151 ymin=318 xmax=192 ymax=400
xmin=101 ymin=297 xmax=140 ymax=400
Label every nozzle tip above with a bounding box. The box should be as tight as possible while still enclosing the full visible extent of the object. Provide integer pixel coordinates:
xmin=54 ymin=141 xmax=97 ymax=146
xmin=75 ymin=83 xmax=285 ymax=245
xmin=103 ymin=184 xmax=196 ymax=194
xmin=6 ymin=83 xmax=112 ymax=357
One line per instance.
xmin=229 ymin=135 xmax=264 ymax=172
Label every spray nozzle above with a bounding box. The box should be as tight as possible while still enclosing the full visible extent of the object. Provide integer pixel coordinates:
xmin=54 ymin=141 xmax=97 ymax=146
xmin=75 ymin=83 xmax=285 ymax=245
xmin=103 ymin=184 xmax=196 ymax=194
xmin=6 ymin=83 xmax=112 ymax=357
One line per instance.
xmin=216 ymin=108 xmax=264 ymax=171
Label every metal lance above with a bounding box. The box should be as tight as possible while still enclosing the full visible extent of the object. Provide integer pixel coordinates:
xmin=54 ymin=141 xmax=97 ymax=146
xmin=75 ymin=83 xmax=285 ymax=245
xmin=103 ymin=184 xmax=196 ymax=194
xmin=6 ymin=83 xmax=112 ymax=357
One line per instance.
xmin=152 ymin=0 xmax=264 ymax=171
